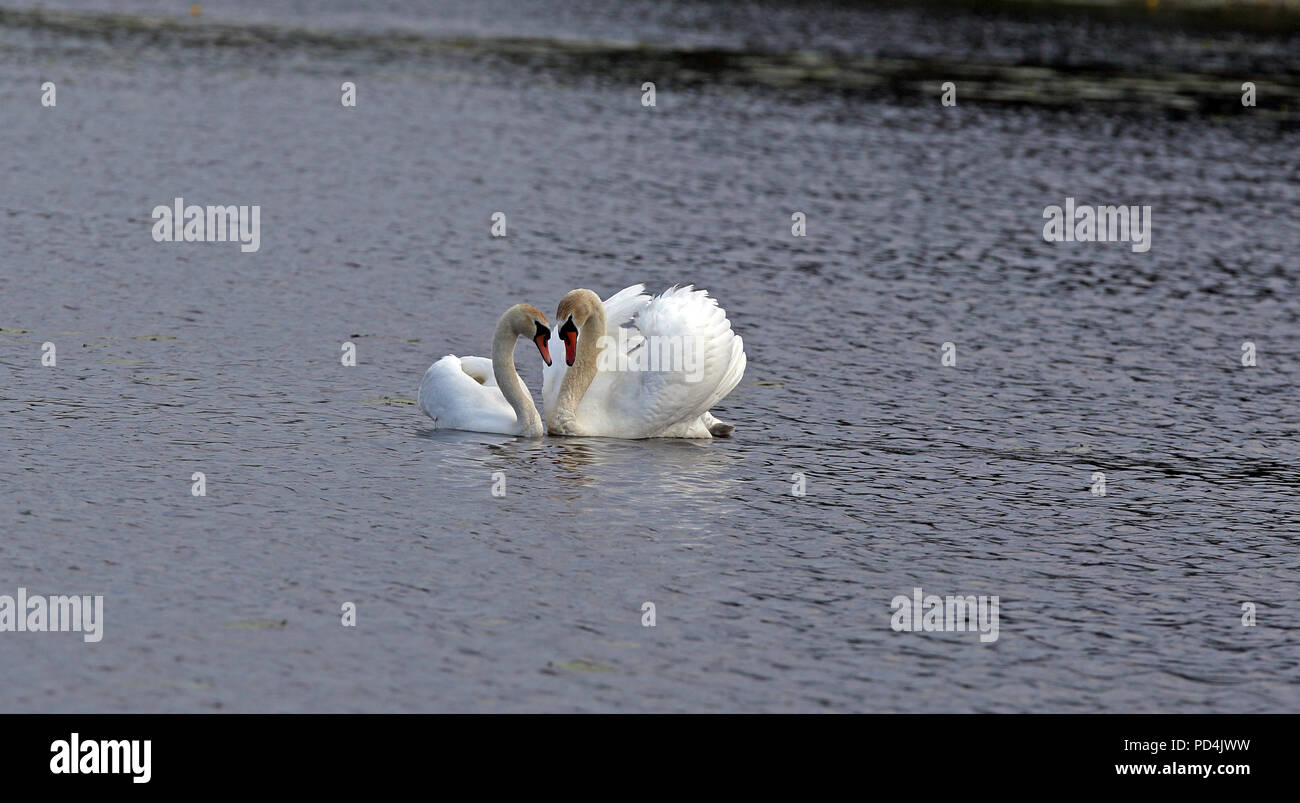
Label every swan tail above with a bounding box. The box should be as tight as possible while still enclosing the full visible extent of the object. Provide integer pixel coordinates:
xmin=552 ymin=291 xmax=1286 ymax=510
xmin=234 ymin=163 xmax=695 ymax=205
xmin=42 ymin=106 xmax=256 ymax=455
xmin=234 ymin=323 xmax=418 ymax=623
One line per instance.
xmin=701 ymin=411 xmax=735 ymax=437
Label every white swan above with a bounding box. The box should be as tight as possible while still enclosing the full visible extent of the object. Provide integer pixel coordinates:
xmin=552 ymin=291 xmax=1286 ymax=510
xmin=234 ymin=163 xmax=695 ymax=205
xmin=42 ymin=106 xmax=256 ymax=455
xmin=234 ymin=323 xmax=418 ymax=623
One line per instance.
xmin=542 ymin=284 xmax=745 ymax=438
xmin=541 ymin=283 xmax=648 ymax=420
xmin=417 ymin=304 xmax=552 ymax=437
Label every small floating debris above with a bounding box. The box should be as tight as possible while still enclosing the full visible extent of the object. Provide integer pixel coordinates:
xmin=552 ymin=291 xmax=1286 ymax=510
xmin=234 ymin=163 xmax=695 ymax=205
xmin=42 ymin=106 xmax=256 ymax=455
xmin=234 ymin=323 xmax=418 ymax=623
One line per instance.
xmin=221 ymin=619 xmax=287 ymax=629
xmin=124 ymin=679 xmax=215 ymax=690
xmin=549 ymin=658 xmax=614 ymax=673
xmin=133 ymin=334 xmax=179 ymax=341
xmin=364 ymin=396 xmax=417 ymax=405
xmin=0 ymin=327 xmax=31 ymax=334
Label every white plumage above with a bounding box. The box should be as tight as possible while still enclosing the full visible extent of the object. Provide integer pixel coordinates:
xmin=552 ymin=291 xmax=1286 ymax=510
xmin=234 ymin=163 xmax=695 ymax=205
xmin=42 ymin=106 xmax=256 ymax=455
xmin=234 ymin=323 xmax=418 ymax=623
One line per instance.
xmin=544 ymin=284 xmax=746 ymax=438
xmin=417 ymin=355 xmax=519 ymax=434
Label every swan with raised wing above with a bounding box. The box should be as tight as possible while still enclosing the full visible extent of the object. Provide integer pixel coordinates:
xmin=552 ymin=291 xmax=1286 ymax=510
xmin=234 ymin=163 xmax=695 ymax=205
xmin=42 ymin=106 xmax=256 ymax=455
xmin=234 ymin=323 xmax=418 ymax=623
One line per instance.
xmin=417 ymin=304 xmax=552 ymax=437
xmin=542 ymin=284 xmax=745 ymax=438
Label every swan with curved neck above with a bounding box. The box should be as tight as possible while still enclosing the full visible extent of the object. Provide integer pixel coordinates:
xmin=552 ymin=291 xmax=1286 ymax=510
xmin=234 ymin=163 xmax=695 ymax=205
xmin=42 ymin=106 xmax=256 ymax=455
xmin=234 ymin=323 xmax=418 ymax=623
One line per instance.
xmin=417 ymin=304 xmax=552 ymax=437
xmin=551 ymin=289 xmax=605 ymax=435
xmin=548 ymin=285 xmax=745 ymax=439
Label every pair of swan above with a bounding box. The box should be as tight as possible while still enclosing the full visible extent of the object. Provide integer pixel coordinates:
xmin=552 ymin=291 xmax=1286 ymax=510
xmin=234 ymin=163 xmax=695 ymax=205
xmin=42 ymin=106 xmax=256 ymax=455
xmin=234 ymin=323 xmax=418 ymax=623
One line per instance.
xmin=416 ymin=284 xmax=746 ymax=439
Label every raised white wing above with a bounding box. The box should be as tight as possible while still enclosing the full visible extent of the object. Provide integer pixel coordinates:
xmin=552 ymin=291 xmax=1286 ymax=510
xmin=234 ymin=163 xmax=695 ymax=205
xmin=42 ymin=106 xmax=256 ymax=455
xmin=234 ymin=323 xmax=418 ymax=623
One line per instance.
xmin=601 ymin=283 xmax=651 ymax=334
xmin=582 ymin=285 xmax=745 ymax=438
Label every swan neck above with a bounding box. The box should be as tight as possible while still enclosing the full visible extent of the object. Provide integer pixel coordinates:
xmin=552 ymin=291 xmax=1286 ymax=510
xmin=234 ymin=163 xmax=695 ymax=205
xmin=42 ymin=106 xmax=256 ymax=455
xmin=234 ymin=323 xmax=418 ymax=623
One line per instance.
xmin=492 ymin=318 xmax=543 ymax=438
xmin=552 ymin=304 xmax=606 ymax=433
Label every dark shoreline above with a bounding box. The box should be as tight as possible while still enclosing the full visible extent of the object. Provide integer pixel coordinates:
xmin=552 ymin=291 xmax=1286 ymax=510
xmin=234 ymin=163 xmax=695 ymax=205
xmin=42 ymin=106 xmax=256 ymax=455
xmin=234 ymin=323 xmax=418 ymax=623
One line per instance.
xmin=4 ymin=5 xmax=1299 ymax=121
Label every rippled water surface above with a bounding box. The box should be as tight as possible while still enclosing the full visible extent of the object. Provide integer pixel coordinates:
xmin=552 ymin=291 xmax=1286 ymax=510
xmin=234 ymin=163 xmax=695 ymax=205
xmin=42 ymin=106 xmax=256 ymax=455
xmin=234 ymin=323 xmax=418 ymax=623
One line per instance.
xmin=1 ymin=1 xmax=1298 ymax=712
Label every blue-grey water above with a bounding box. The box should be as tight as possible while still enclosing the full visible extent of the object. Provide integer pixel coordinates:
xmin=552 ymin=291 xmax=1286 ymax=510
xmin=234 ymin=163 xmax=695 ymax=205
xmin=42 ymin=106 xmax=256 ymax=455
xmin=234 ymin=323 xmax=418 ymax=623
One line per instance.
xmin=1 ymin=1 xmax=1298 ymax=712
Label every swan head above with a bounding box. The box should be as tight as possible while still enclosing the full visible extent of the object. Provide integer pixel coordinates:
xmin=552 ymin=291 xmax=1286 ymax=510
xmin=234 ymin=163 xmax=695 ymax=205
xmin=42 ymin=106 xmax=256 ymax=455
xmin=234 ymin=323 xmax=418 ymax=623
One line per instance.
xmin=555 ymin=289 xmax=602 ymax=366
xmin=505 ymin=303 xmax=552 ymax=366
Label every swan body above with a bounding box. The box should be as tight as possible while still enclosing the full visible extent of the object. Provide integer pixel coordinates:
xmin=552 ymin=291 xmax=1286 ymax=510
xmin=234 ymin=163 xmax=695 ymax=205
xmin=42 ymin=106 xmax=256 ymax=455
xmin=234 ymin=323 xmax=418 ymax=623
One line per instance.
xmin=417 ymin=356 xmax=519 ymax=434
xmin=417 ymin=304 xmax=552 ymax=437
xmin=543 ymin=284 xmax=745 ymax=438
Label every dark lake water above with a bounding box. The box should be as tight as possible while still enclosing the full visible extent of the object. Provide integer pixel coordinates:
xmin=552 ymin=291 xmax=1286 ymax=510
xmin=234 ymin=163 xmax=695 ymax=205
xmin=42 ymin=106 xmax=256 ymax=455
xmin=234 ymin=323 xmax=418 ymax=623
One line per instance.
xmin=1 ymin=0 xmax=1297 ymax=712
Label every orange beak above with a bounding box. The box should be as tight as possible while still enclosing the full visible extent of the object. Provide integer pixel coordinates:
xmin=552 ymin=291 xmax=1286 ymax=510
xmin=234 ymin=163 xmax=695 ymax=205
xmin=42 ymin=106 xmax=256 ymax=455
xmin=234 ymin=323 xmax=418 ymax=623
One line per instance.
xmin=560 ymin=319 xmax=579 ymax=366
xmin=533 ymin=322 xmax=552 ymax=366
